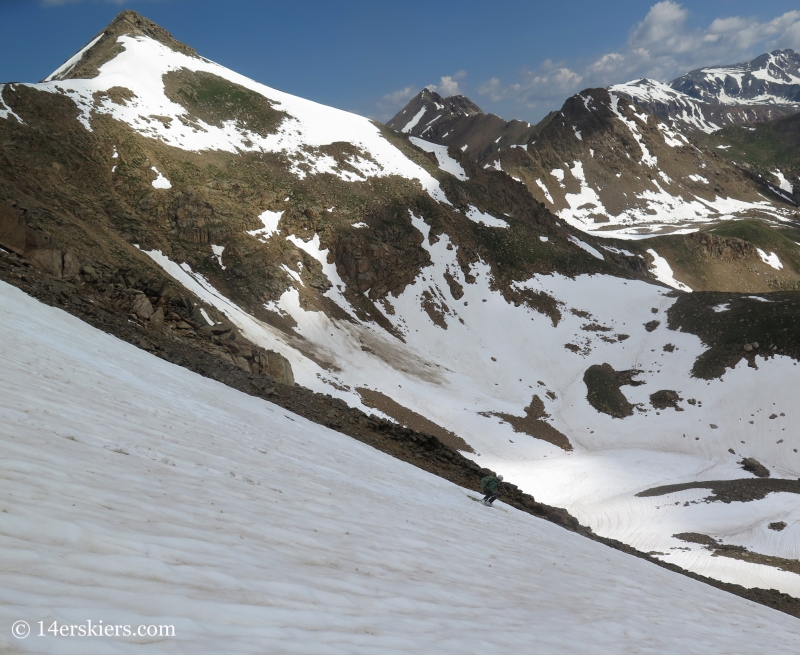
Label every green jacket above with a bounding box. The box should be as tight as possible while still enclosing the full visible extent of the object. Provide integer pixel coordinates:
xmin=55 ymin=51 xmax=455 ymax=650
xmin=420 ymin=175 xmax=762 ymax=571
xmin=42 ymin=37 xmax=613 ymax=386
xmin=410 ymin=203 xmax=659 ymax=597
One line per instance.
xmin=480 ymin=475 xmax=501 ymax=494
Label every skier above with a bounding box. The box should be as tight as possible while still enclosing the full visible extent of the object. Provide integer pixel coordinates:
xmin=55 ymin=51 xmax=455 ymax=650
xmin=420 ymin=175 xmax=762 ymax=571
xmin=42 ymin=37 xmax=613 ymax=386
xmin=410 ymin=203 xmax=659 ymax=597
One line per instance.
xmin=479 ymin=473 xmax=503 ymax=506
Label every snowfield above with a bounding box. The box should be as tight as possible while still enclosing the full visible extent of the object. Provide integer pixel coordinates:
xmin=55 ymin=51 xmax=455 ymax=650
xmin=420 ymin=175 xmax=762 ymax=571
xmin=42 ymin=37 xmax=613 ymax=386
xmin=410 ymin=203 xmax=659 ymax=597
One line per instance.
xmin=140 ymin=206 xmax=800 ymax=596
xmin=3 ymin=281 xmax=800 ymax=653
xmin=25 ymin=34 xmax=451 ymax=205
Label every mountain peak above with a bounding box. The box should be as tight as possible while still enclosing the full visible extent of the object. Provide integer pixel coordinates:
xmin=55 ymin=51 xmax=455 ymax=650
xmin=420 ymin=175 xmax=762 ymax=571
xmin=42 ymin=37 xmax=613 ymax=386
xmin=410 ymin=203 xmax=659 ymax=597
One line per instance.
xmin=669 ymin=48 xmax=800 ymax=107
xmin=43 ymin=10 xmax=197 ymax=83
xmin=386 ymin=89 xmax=484 ymax=134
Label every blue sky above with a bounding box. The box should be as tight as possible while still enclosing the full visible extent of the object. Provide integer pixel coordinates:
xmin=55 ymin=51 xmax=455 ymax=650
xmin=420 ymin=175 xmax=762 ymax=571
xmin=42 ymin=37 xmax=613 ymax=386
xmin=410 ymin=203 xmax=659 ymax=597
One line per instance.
xmin=2 ymin=1 xmax=800 ymax=123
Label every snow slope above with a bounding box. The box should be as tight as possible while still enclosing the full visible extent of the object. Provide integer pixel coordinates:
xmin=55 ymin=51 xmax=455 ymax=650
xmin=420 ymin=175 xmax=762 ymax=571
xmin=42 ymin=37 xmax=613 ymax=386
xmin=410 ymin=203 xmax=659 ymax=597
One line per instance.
xmin=2 ymin=280 xmax=800 ymax=653
xmin=140 ymin=207 xmax=800 ymax=595
xmin=24 ymin=34 xmax=450 ymax=204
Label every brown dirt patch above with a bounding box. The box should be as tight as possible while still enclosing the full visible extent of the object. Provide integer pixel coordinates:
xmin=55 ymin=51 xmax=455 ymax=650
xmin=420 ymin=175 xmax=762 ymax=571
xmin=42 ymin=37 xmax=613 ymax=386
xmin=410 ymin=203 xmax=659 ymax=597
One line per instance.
xmin=583 ymin=363 xmax=642 ymax=418
xmin=637 ymin=477 xmax=800 ymax=503
xmin=482 ymin=395 xmax=572 ymax=451
xmin=649 ymin=389 xmax=684 ymax=411
xmin=675 ymin=532 xmax=800 ymax=576
xmin=357 ymin=387 xmax=473 ymax=452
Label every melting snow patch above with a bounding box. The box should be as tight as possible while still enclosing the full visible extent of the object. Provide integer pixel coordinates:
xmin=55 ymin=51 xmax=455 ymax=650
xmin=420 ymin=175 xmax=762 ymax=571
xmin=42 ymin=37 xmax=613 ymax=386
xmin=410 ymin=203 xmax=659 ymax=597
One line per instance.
xmin=352 ymin=222 xmax=368 ymax=228
xmin=756 ymin=248 xmax=783 ymax=270
xmin=647 ymin=249 xmax=692 ymax=292
xmin=688 ymin=174 xmax=709 ymax=184
xmin=535 ymin=179 xmax=554 ymax=204
xmin=609 ymin=94 xmax=657 ymax=167
xmin=461 ymin=144 xmax=468 ymax=151
xmin=281 ymin=264 xmax=303 ymax=286
xmin=199 ymin=308 xmax=215 ymax=325
xmin=657 ymin=123 xmax=683 ymax=148
xmin=772 ymin=170 xmax=794 ymax=194
xmin=247 ymin=210 xmax=283 ymax=240
xmin=712 ymin=303 xmax=730 ymax=313
xmin=717 ymin=144 xmax=731 ymax=150
xmin=465 ymin=206 xmax=508 ymax=228
xmin=44 ymin=33 xmax=105 ymax=81
xmin=559 ymin=162 xmax=607 ymax=225
xmin=0 ymin=84 xmax=24 ymax=124
xmin=748 ymin=295 xmax=771 ymax=302
xmin=601 ymin=246 xmax=635 ymax=257
xmin=572 ymin=126 xmax=582 ymax=141
xmin=401 ymin=107 xmax=426 ymax=134
xmin=211 ymin=245 xmax=226 ymax=269
xmin=569 ymin=235 xmax=604 ymax=260
xmin=551 ymin=168 xmax=565 ymax=186
xmin=539 ymin=236 xmax=549 ymax=242
xmin=150 ymin=167 xmax=172 ymax=189
xmin=409 ymin=137 xmax=468 ymax=180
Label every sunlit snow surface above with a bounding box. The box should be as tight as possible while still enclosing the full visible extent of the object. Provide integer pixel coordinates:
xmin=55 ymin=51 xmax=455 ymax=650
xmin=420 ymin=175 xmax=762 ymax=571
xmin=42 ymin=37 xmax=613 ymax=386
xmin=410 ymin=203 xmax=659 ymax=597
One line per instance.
xmin=43 ymin=33 xmax=105 ymax=82
xmin=26 ymin=35 xmax=450 ymax=204
xmin=647 ymin=248 xmax=693 ymax=291
xmin=150 ymin=167 xmax=171 ymax=189
xmin=3 ymin=280 xmax=800 ymax=653
xmin=0 ymin=84 xmax=24 ymax=124
xmin=409 ymin=137 xmax=468 ymax=180
xmin=142 ymin=207 xmax=800 ymax=594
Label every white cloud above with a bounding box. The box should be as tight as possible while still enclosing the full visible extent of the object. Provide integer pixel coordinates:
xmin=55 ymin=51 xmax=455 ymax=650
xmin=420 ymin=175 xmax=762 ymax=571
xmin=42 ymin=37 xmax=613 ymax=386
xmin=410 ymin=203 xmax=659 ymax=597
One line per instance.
xmin=477 ymin=2 xmax=800 ymax=117
xmin=369 ymin=85 xmax=420 ymax=122
xmin=426 ymin=70 xmax=467 ymax=97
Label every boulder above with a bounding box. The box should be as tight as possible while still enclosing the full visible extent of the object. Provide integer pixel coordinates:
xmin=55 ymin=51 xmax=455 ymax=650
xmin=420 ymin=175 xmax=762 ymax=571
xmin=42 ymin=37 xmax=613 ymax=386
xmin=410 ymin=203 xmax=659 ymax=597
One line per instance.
xmin=26 ymin=247 xmax=64 ymax=278
xmin=62 ymin=252 xmax=81 ymax=277
xmin=149 ymin=307 xmax=165 ymax=329
xmin=132 ymin=295 xmax=155 ymax=320
xmin=264 ymin=350 xmax=294 ymax=386
xmin=192 ymin=306 xmax=212 ymax=326
xmin=741 ymin=457 xmax=770 ymax=478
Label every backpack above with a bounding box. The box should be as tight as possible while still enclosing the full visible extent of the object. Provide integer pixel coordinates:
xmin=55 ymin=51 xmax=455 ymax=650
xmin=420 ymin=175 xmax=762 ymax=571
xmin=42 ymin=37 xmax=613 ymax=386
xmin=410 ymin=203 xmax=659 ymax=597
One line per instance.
xmin=480 ymin=475 xmax=494 ymax=491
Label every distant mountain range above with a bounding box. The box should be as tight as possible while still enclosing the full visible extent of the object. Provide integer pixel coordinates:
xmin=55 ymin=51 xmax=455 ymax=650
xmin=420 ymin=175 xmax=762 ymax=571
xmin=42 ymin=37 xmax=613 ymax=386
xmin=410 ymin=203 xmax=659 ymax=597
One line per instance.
xmin=388 ymin=50 xmax=800 ymax=236
xmin=672 ymin=49 xmax=800 ymax=106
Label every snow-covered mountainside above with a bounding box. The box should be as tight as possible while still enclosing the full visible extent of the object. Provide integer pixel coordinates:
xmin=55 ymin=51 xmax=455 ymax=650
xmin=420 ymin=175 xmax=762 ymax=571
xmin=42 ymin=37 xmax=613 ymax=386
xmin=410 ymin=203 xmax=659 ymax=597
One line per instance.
xmin=610 ymin=78 xmax=795 ymax=134
xmin=474 ymin=89 xmax=793 ymax=236
xmin=3 ymin=10 xmax=800 ymax=607
xmin=671 ymin=49 xmax=800 ymax=107
xmin=391 ymin=90 xmax=795 ymax=237
xmin=4 ymin=279 xmax=800 ymax=653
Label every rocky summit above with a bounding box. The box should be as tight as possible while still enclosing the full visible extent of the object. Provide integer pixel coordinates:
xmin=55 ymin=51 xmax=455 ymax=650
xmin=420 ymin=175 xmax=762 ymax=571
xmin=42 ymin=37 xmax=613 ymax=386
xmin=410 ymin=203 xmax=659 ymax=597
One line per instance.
xmin=3 ymin=10 xmax=800 ymax=634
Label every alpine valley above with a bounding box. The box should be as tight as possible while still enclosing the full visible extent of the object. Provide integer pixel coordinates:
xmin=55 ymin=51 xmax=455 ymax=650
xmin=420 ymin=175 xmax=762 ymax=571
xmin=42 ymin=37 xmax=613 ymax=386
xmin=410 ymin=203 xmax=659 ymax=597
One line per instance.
xmin=3 ymin=10 xmax=800 ymax=652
